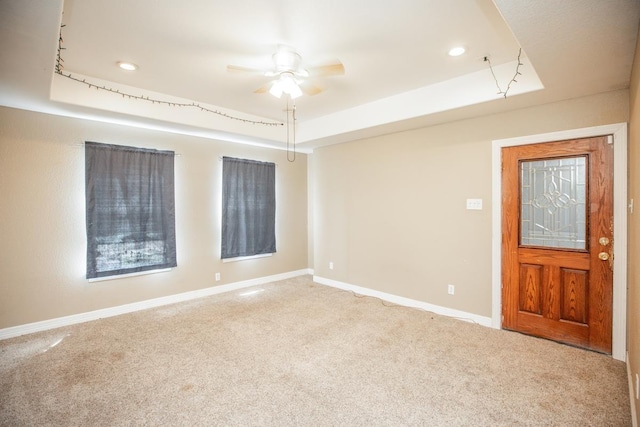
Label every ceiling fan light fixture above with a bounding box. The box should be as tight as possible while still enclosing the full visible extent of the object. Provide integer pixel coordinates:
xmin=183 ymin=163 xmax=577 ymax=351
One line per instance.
xmin=270 ymin=73 xmax=302 ymax=99
xmin=228 ymin=46 xmax=343 ymax=99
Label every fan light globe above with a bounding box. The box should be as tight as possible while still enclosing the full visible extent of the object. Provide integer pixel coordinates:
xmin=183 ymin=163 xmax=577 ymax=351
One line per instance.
xmin=270 ymin=73 xmax=302 ymax=99
xmin=269 ymin=84 xmax=283 ymax=98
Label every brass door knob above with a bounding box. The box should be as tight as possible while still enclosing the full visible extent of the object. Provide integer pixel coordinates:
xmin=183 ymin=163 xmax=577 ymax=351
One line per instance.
xmin=598 ymin=252 xmax=610 ymax=261
xmin=599 ymin=237 xmax=610 ymax=246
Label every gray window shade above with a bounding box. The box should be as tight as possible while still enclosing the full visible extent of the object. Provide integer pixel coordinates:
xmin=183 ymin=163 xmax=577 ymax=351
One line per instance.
xmin=85 ymin=141 xmax=177 ymax=279
xmin=221 ymin=157 xmax=276 ymax=259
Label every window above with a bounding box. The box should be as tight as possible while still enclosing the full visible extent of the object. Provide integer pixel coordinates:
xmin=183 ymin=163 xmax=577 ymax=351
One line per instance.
xmin=85 ymin=141 xmax=177 ymax=279
xmin=221 ymin=157 xmax=276 ymax=259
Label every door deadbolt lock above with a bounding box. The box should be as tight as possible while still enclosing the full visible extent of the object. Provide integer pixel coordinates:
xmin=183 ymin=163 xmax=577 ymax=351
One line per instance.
xmin=598 ymin=237 xmax=610 ymax=246
xmin=598 ymin=252 xmax=610 ymax=261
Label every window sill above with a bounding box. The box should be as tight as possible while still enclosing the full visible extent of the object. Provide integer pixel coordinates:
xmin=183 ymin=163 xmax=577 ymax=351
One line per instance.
xmin=222 ymin=253 xmax=273 ymax=263
xmin=88 ymin=268 xmax=172 ymax=283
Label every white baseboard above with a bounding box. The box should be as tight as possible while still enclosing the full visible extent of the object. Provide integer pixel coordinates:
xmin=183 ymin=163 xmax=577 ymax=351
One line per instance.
xmin=629 ymin=352 xmax=639 ymax=427
xmin=0 ymin=268 xmax=313 ymax=340
xmin=313 ymin=275 xmax=492 ymax=327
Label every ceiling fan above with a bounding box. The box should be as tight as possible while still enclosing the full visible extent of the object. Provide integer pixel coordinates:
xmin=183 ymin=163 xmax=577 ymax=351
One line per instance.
xmin=227 ymin=46 xmax=345 ymax=99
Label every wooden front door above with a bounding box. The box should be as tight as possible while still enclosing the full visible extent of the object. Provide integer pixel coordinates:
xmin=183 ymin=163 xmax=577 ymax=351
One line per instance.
xmin=501 ymin=136 xmax=614 ymax=353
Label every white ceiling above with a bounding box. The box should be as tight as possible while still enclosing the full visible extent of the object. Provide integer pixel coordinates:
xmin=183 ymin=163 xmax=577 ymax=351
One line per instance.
xmin=1 ymin=0 xmax=638 ymax=151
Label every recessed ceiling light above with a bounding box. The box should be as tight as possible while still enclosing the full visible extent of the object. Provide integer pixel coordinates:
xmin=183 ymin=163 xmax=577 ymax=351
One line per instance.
xmin=117 ymin=61 xmax=138 ymax=71
xmin=448 ymin=47 xmax=466 ymax=57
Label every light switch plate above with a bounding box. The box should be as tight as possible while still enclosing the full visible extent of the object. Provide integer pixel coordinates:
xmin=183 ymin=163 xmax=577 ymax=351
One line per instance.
xmin=466 ymin=198 xmax=483 ymax=210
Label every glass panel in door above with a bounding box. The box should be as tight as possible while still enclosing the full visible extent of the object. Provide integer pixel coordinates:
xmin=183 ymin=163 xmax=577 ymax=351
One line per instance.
xmin=520 ymin=156 xmax=587 ymax=250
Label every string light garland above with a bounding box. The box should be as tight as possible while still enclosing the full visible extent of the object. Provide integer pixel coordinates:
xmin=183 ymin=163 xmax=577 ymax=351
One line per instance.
xmin=55 ymin=24 xmax=283 ymax=127
xmin=484 ymin=48 xmax=523 ymax=99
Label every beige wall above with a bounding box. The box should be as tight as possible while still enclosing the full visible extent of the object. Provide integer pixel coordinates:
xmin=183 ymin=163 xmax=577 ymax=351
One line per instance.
xmin=311 ymin=90 xmax=629 ymax=318
xmin=0 ymin=107 xmax=308 ymax=329
xmin=628 ymin=23 xmax=640 ymax=420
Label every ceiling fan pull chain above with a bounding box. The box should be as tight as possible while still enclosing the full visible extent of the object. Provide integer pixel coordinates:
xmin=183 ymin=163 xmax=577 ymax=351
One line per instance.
xmin=287 ymin=99 xmax=296 ymax=162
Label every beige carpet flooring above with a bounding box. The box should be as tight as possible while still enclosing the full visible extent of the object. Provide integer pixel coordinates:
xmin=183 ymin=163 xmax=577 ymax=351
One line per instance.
xmin=0 ymin=275 xmax=631 ymax=426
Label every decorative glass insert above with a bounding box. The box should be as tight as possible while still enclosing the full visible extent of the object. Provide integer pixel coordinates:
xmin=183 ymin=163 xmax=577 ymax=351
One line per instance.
xmin=520 ymin=156 xmax=587 ymax=249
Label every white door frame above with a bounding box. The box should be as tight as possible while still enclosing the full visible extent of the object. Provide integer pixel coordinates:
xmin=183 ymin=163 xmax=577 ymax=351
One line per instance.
xmin=491 ymin=123 xmax=628 ymax=361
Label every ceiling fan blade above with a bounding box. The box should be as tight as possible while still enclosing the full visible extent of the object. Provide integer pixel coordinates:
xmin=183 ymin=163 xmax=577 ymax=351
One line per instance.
xmin=253 ymin=84 xmax=271 ymax=94
xmin=227 ymin=64 xmax=266 ymax=75
xmin=307 ymin=61 xmax=345 ymax=77
xmin=300 ymin=81 xmax=323 ymax=96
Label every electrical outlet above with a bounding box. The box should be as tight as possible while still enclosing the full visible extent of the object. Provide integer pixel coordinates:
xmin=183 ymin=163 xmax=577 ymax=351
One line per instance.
xmin=447 ymin=284 xmax=455 ymax=295
xmin=215 ymin=273 xmax=220 ymax=281
xmin=466 ymin=198 xmax=483 ymax=210
xmin=329 ymin=262 xmax=334 ymax=270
